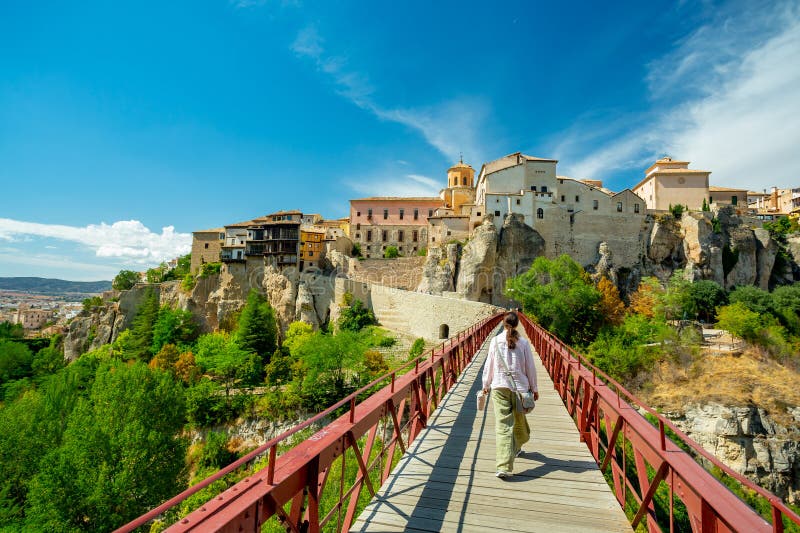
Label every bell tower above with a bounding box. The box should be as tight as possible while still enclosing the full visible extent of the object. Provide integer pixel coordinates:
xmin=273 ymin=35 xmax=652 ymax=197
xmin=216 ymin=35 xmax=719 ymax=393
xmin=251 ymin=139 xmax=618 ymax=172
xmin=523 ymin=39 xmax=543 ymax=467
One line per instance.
xmin=441 ymin=155 xmax=476 ymax=213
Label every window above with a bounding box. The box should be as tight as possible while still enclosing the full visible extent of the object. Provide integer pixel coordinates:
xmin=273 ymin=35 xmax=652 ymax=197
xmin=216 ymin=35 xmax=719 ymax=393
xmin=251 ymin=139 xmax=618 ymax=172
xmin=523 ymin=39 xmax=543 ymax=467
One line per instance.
xmin=398 ymin=230 xmax=404 ymax=241
xmin=367 ymin=230 xmax=372 ymax=242
xmin=530 ymin=186 xmax=537 ymax=191
xmin=447 ymin=230 xmax=452 ymax=236
xmin=412 ymin=230 xmax=418 ymax=242
xmin=516 ymin=199 xmax=521 ymax=205
xmin=476 ymin=212 xmax=481 ymax=217
xmin=561 ymin=195 xmax=565 ymax=202
xmin=356 ymin=233 xmax=361 ymax=239
xmin=496 ymin=198 xmax=500 ymax=203
xmin=463 ymin=177 xmax=467 ymax=185
xmin=382 ymin=230 xmax=387 ymax=241
xmin=495 ymin=210 xmax=501 ymax=216
xmin=541 ymin=186 xmax=548 ymax=193
xmin=357 ymin=211 xmax=361 ymax=217
xmin=732 ymin=195 xmax=738 ymax=206
xmin=414 ymin=208 xmax=419 ymax=220
xmin=634 ymin=203 xmax=640 ymax=213
xmin=368 ymin=209 xmax=373 ymax=218
xmin=537 ymin=208 xmax=544 ymax=219
xmin=219 ymin=233 xmax=224 ymax=240
xmin=428 ymin=209 xmax=433 ymax=217
xmin=616 ymin=202 xmax=623 ymax=212
xmin=204 ymin=243 xmax=209 ymax=249
xmin=575 ymin=195 xmax=580 ymax=202
xmin=356 ymin=223 xmax=361 ymax=230
xmin=593 ymin=200 xmax=598 ymax=210
xmin=709 ymin=196 xmax=713 ymax=203
xmin=399 ymin=209 xmax=404 ymax=220
xmin=383 ymin=209 xmax=388 ymax=220
xmin=432 ymin=237 xmax=435 ymax=242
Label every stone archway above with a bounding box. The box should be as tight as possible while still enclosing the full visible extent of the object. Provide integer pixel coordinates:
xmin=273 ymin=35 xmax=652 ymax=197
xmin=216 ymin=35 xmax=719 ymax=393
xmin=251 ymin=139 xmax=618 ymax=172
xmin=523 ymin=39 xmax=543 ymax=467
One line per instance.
xmin=439 ymin=323 xmax=449 ymax=339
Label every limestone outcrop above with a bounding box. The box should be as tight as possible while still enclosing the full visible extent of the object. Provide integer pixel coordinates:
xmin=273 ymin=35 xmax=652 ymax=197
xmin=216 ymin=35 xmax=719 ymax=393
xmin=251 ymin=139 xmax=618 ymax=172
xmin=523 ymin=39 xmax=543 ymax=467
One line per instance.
xmin=493 ymin=213 xmax=546 ymax=307
xmin=64 ymin=304 xmax=123 ymax=361
xmin=416 ymin=244 xmax=458 ymax=294
xmin=456 ymin=216 xmax=499 ymax=302
xmin=667 ymin=403 xmax=800 ymax=504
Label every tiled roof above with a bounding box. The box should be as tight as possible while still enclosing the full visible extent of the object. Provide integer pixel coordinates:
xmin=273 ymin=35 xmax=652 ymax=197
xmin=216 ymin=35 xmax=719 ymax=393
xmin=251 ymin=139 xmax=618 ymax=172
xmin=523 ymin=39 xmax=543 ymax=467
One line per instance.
xmin=193 ymin=227 xmax=225 ymax=233
xmin=483 ymin=152 xmax=558 ymax=176
xmin=350 ymin=197 xmax=442 ymax=202
xmin=709 ymin=185 xmax=748 ymax=192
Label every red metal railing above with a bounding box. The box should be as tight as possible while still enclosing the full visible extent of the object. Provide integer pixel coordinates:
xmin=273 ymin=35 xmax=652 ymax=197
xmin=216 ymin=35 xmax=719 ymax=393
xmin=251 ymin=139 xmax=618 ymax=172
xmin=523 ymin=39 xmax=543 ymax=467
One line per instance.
xmin=519 ymin=313 xmax=800 ymax=533
xmin=117 ymin=312 xmax=503 ymax=533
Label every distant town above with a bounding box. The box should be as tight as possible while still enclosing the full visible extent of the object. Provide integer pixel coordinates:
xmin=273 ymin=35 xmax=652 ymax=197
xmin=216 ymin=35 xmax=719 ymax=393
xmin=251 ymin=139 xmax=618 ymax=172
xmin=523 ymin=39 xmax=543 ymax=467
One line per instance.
xmin=6 ymin=151 xmax=798 ymax=337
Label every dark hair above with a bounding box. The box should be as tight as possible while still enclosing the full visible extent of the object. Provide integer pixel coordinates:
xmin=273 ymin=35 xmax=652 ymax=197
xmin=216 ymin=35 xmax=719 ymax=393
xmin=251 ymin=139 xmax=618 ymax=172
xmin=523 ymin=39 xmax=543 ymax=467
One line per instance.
xmin=504 ymin=311 xmax=519 ymax=349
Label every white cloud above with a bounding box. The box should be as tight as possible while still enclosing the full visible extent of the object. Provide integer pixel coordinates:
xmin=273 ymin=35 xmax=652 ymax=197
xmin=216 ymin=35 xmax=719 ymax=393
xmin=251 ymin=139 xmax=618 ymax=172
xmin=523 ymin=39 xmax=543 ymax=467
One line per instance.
xmin=0 ymin=218 xmax=192 ymax=264
xmin=291 ymin=25 xmax=488 ymax=165
xmin=552 ymin=1 xmax=800 ymax=190
xmin=346 ymin=173 xmax=441 ymax=198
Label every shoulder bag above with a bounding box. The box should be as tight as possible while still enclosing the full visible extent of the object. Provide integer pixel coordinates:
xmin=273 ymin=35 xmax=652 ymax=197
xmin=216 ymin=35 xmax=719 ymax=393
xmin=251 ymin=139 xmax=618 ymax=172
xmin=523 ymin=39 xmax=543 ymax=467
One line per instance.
xmin=496 ymin=344 xmax=535 ymax=414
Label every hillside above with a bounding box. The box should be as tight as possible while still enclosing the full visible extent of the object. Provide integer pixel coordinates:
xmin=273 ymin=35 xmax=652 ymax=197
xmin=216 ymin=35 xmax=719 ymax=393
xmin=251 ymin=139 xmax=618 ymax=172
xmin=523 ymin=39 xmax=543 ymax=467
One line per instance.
xmin=0 ymin=277 xmax=111 ymax=296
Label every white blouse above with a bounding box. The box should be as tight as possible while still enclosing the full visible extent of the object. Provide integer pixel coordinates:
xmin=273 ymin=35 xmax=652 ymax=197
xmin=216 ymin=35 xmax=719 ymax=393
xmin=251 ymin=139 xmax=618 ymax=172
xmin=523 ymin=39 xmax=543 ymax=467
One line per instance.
xmin=481 ymin=329 xmax=538 ymax=393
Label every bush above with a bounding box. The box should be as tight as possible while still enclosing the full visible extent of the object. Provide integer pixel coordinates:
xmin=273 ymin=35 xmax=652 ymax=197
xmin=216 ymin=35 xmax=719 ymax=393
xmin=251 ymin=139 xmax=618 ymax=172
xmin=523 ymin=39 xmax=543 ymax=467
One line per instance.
xmin=408 ymin=338 xmax=425 ymax=360
xmin=417 ymin=247 xmax=427 ymax=257
xmin=351 ymin=243 xmax=362 ymax=257
xmin=198 ymin=262 xmax=222 ymax=278
xmin=384 ymin=246 xmax=400 ymax=258
xmin=717 ymin=302 xmax=763 ymax=343
xmin=198 ymin=431 xmax=236 ymax=469
xmin=182 ymin=273 xmax=196 ymax=291
xmin=338 ymin=299 xmax=377 ymax=332
xmin=112 ymin=270 xmax=139 ymax=291
xmin=669 ymin=204 xmax=685 ymax=218
xmin=81 ymin=296 xmax=103 ymax=312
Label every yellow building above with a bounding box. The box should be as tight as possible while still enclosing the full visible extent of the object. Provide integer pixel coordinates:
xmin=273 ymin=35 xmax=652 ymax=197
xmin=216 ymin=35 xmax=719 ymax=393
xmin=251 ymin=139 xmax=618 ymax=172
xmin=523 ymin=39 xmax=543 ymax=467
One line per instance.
xmin=300 ymin=228 xmax=326 ymax=271
xmin=633 ymin=157 xmax=710 ymax=211
xmin=441 ymin=159 xmax=476 ymax=214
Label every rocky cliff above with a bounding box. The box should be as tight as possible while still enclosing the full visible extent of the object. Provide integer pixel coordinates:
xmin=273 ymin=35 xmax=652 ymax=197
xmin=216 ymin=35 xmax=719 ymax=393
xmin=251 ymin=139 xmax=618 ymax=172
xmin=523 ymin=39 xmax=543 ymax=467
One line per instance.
xmin=417 ymin=206 xmax=796 ymax=304
xmin=667 ymin=403 xmax=800 ymax=504
xmin=64 ymin=260 xmax=337 ymax=359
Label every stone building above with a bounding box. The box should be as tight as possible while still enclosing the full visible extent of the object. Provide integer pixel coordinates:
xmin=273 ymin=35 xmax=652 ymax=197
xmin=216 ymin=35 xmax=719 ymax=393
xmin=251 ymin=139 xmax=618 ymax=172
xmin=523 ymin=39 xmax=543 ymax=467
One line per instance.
xmin=190 ymin=228 xmax=224 ymax=273
xmin=13 ymin=304 xmax=55 ymax=329
xmin=220 ymin=220 xmax=250 ymax=264
xmin=300 ymin=227 xmax=326 ymax=271
xmin=429 ymin=160 xmax=477 ymax=245
xmin=709 ymin=186 xmax=749 ymax=210
xmin=349 ymin=197 xmax=442 ymax=258
xmin=633 ymin=157 xmax=711 ymax=211
xmin=245 ymin=211 xmax=302 ymax=268
xmin=467 ymin=152 xmax=647 ymax=268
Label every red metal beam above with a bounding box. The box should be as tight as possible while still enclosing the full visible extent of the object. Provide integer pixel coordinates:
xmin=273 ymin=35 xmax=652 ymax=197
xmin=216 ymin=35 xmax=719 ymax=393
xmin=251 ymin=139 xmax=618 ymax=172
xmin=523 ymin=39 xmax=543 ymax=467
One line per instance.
xmin=117 ymin=313 xmax=502 ymax=533
xmin=519 ymin=313 xmax=799 ymax=533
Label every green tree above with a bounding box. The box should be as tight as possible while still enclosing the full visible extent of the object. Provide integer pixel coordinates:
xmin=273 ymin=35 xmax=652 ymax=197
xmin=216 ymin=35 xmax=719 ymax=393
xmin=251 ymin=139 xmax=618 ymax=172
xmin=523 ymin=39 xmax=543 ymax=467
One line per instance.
xmin=236 ymin=290 xmax=278 ymax=362
xmin=0 ymin=340 xmax=33 ymax=387
xmin=195 ymin=333 xmax=262 ymax=395
xmin=145 ymin=264 xmax=168 ymax=284
xmin=408 ymin=338 xmax=426 ymax=360
xmin=82 ymin=296 xmax=103 ymax=311
xmin=658 ymin=271 xmax=695 ymax=321
xmin=0 ymin=322 xmax=24 ymax=340
xmin=338 ymin=299 xmax=377 ymax=332
xmin=25 ymin=361 xmax=187 ymax=532
xmin=293 ymin=330 xmax=369 ymax=409
xmin=701 ymin=198 xmax=710 ymax=211
xmin=772 ymin=283 xmax=800 ymax=314
xmin=728 ymin=285 xmax=774 ymax=316
xmin=112 ymin=270 xmax=140 ymax=291
xmin=124 ymin=288 xmax=160 ymax=361
xmin=31 ymin=335 xmax=66 ymax=377
xmin=687 ymin=280 xmax=728 ymax=322
xmin=151 ymin=307 xmax=198 ymax=354
xmin=717 ymin=302 xmax=764 ymax=343
xmin=506 ymin=254 xmax=602 ymax=345
xmin=384 ymin=246 xmax=400 ymax=258
xmin=282 ymin=321 xmax=314 ymax=355
xmin=198 ymin=431 xmax=236 ymax=469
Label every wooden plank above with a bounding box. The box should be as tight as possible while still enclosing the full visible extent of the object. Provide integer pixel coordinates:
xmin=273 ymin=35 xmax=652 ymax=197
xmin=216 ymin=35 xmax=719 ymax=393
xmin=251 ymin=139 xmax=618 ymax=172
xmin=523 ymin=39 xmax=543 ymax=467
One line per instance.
xmin=351 ymin=328 xmax=631 ymax=533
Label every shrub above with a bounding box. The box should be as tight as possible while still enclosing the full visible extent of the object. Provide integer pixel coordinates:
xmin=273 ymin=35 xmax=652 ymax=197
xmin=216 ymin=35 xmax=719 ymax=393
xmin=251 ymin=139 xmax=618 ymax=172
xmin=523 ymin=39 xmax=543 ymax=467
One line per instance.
xmin=417 ymin=247 xmax=427 ymax=257
xmin=82 ymin=296 xmax=103 ymax=312
xmin=669 ymin=204 xmax=685 ymax=218
xmin=112 ymin=270 xmax=139 ymax=291
xmin=384 ymin=246 xmax=400 ymax=258
xmin=198 ymin=262 xmax=222 ymax=278
xmin=351 ymin=243 xmax=362 ymax=257
xmin=182 ymin=273 xmax=196 ymax=291
xmin=338 ymin=299 xmax=377 ymax=332
xmin=408 ymin=338 xmax=425 ymax=360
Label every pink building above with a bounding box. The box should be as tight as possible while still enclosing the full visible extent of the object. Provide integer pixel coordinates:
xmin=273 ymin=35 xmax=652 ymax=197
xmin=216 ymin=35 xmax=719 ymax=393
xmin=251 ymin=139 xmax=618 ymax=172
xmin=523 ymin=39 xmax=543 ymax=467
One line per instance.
xmin=349 ymin=197 xmax=443 ymax=258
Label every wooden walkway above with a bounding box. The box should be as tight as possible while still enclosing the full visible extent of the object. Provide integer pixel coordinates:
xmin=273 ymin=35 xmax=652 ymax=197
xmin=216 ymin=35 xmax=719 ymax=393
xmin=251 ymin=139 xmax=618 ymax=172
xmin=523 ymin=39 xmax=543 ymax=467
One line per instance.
xmin=351 ymin=328 xmax=632 ymax=533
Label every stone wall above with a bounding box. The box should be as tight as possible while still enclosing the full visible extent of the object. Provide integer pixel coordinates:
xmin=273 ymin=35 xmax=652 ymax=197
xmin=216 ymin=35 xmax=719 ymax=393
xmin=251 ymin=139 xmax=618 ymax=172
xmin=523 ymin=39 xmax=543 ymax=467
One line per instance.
xmin=335 ymin=277 xmax=501 ymax=340
xmin=345 ymin=257 xmax=426 ymax=291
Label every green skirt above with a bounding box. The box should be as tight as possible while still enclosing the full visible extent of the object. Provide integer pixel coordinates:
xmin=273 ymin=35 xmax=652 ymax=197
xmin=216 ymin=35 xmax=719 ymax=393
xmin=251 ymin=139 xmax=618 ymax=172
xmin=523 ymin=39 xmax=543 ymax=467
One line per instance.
xmin=491 ymin=387 xmax=531 ymax=473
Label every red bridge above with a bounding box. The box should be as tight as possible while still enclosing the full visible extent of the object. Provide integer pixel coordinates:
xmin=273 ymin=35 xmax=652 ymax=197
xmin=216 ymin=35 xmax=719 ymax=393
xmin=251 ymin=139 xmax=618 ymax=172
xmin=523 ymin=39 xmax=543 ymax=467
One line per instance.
xmin=118 ymin=312 xmax=800 ymax=532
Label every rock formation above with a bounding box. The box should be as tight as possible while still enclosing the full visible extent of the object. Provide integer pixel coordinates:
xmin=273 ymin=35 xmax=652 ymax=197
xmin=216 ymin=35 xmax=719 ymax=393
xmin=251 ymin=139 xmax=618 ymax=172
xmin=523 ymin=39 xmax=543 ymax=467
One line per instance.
xmin=416 ymin=244 xmax=458 ymax=294
xmin=668 ymin=403 xmax=800 ymax=504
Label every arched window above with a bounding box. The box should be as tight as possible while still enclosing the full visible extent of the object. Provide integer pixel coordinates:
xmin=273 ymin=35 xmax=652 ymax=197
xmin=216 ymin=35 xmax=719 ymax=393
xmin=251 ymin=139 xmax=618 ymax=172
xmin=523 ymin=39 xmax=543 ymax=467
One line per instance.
xmin=537 ymin=208 xmax=544 ymax=219
xmin=462 ymin=177 xmax=467 ymax=185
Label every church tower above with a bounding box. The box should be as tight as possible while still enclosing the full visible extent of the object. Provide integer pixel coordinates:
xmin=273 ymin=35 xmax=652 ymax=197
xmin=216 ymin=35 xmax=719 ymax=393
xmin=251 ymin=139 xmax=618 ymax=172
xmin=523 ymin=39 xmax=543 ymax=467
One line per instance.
xmin=441 ymin=157 xmax=476 ymax=214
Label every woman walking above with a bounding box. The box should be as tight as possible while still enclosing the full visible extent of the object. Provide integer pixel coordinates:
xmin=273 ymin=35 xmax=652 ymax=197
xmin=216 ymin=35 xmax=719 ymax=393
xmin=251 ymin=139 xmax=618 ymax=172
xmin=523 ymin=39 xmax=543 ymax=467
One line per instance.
xmin=482 ymin=311 xmax=539 ymax=478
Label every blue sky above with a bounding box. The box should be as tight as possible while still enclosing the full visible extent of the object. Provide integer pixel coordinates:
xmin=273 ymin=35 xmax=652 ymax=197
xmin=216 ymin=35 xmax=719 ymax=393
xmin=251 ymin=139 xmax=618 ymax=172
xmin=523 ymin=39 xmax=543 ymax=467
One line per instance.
xmin=1 ymin=0 xmax=798 ymax=280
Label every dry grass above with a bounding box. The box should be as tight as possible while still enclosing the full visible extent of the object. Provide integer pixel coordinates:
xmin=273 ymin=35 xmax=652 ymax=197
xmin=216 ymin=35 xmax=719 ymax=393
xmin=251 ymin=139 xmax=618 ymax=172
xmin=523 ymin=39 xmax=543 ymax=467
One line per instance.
xmin=644 ymin=347 xmax=800 ymax=426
